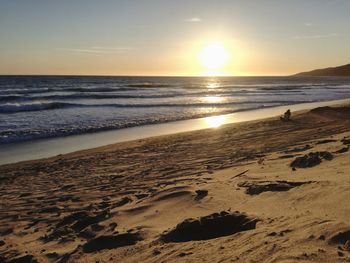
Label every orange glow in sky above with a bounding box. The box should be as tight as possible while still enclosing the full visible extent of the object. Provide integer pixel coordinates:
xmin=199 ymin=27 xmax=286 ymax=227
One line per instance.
xmin=1 ymin=1 xmax=350 ymax=76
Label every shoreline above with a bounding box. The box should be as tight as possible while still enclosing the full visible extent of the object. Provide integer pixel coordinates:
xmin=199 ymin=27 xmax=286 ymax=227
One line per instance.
xmin=0 ymin=100 xmax=350 ymax=262
xmin=1 ymin=97 xmax=350 ymax=165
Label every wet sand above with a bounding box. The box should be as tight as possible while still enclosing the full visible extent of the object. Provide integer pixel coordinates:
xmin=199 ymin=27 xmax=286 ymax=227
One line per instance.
xmin=1 ymin=104 xmax=350 ymax=262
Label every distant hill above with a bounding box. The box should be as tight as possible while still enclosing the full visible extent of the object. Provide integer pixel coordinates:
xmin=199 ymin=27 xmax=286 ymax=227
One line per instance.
xmin=295 ymin=63 xmax=350 ymax=76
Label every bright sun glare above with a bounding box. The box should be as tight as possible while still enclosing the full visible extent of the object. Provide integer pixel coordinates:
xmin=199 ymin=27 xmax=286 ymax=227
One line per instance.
xmin=199 ymin=43 xmax=229 ymax=71
xmin=204 ymin=115 xmax=226 ymax=128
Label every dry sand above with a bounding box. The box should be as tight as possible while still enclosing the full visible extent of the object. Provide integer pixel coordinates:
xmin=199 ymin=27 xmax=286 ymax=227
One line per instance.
xmin=1 ymin=105 xmax=350 ymax=262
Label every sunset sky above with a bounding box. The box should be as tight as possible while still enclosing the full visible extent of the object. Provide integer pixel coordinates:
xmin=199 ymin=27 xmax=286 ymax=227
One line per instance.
xmin=0 ymin=0 xmax=349 ymax=76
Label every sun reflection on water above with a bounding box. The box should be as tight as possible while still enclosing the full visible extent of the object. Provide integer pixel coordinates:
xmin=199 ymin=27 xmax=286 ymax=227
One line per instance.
xmin=206 ymin=82 xmax=219 ymax=89
xmin=204 ymin=115 xmax=226 ymax=128
xmin=204 ymin=96 xmax=222 ymax=103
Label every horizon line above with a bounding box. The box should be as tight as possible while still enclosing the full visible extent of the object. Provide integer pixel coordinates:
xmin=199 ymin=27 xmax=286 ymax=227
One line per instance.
xmin=0 ymin=73 xmax=298 ymax=78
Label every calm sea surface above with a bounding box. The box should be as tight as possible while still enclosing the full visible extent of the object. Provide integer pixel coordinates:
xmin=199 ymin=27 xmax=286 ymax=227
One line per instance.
xmin=1 ymin=76 xmax=350 ymax=144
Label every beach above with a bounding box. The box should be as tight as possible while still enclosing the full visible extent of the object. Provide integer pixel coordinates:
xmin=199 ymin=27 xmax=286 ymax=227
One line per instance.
xmin=1 ymin=102 xmax=350 ymax=262
xmin=2 ymin=0 xmax=350 ymax=262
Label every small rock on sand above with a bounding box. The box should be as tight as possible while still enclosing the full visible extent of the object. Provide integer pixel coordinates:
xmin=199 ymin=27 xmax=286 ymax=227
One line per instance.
xmin=195 ymin=189 xmax=208 ymax=200
xmin=290 ymin=152 xmax=333 ymax=168
xmin=160 ymin=211 xmax=258 ymax=242
xmin=238 ymin=180 xmax=312 ymax=195
xmin=82 ymin=232 xmax=143 ymax=253
xmin=329 ymin=230 xmax=350 ymax=245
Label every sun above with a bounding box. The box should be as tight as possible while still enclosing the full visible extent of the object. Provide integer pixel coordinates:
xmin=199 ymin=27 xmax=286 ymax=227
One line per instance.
xmin=199 ymin=42 xmax=229 ymax=70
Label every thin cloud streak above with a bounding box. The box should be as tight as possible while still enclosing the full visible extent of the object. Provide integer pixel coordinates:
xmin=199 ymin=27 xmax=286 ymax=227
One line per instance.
xmin=90 ymin=47 xmax=133 ymax=51
xmin=292 ymin=33 xmax=340 ymax=40
xmin=57 ymin=47 xmax=133 ymax=54
xmin=184 ymin=17 xmax=201 ymax=22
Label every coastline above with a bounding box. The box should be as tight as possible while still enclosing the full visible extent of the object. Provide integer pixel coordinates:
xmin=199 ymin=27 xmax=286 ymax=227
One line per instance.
xmin=1 ymin=97 xmax=350 ymax=165
xmin=1 ymin=100 xmax=350 ymax=262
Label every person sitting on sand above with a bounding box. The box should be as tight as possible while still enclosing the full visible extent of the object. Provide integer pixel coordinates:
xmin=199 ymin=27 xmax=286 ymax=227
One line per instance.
xmin=280 ymin=109 xmax=291 ymax=121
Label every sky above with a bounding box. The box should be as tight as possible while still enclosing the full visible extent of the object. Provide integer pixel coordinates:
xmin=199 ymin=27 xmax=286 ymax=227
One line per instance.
xmin=0 ymin=0 xmax=349 ymax=76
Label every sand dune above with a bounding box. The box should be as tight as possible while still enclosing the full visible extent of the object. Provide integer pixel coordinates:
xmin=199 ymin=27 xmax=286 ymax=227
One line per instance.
xmin=1 ymin=105 xmax=350 ymax=262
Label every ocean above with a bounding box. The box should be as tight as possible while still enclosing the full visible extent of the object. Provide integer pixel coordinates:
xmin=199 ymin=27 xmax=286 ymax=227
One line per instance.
xmin=1 ymin=76 xmax=350 ymax=144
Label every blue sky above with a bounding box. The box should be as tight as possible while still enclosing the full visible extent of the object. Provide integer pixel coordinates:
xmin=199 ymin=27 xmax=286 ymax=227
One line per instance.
xmin=0 ymin=0 xmax=349 ymax=75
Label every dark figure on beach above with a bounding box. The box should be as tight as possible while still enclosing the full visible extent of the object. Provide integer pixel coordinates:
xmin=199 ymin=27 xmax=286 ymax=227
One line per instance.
xmin=280 ymin=109 xmax=291 ymax=121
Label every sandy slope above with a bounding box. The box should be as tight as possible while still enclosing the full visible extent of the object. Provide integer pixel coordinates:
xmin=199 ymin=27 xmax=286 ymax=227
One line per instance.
xmin=1 ymin=105 xmax=350 ymax=262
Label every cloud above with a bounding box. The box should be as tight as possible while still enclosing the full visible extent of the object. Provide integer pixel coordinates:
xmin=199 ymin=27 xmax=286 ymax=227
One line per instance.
xmin=292 ymin=33 xmax=340 ymax=40
xmin=58 ymin=48 xmax=106 ymax=54
xmin=90 ymin=47 xmax=133 ymax=52
xmin=304 ymin=23 xmax=313 ymax=27
xmin=184 ymin=17 xmax=201 ymax=23
xmin=57 ymin=47 xmax=133 ymax=54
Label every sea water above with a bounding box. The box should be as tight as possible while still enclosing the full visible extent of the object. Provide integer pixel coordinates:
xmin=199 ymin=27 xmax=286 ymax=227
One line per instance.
xmin=1 ymin=76 xmax=350 ymax=144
